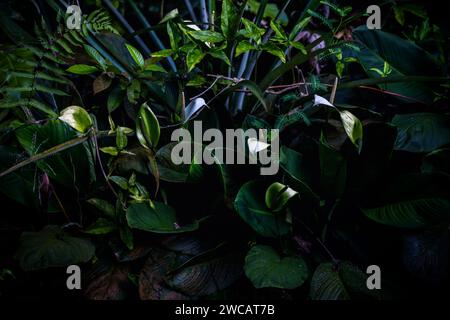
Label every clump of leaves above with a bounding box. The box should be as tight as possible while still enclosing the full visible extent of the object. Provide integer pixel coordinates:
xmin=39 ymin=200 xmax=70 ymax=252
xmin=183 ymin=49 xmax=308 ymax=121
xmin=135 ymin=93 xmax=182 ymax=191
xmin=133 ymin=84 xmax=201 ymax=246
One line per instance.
xmin=0 ymin=0 xmax=449 ymax=301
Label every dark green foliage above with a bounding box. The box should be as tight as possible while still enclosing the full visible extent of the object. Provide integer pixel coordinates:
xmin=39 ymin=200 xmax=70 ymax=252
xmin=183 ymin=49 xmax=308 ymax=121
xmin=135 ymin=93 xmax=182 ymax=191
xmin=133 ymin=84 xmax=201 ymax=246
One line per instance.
xmin=0 ymin=0 xmax=449 ymax=301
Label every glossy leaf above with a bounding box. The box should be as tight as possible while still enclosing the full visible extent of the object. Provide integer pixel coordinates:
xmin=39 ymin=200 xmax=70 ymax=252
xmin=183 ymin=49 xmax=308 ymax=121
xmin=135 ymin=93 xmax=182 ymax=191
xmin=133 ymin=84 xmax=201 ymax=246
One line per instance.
xmin=126 ymin=202 xmax=198 ymax=233
xmin=265 ymin=182 xmax=298 ymax=212
xmin=125 ymin=44 xmax=145 ymax=69
xmin=84 ymin=218 xmax=117 ymax=235
xmin=245 ymin=245 xmax=308 ymax=289
xmin=66 ymin=64 xmax=98 ymax=75
xmin=353 ymin=26 xmax=443 ymax=104
xmin=58 ymin=106 xmax=93 ymax=133
xmin=136 ymin=103 xmax=160 ymax=149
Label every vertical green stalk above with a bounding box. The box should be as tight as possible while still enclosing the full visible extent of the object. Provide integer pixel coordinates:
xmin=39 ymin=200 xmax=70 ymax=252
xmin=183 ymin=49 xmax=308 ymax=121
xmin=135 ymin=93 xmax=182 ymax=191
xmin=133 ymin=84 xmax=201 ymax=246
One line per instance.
xmin=208 ymin=0 xmax=216 ymax=30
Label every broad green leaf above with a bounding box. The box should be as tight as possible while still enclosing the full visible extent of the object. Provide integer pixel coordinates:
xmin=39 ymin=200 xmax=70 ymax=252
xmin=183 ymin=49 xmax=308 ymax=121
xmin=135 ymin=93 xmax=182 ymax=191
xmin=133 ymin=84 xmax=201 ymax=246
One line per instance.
xmin=241 ymin=18 xmax=265 ymax=43
xmin=0 ymin=146 xmax=42 ymax=209
xmin=87 ymin=198 xmax=115 ymax=219
xmin=120 ymin=225 xmax=134 ymax=250
xmin=275 ymin=108 xmax=311 ymax=131
xmin=392 ymin=113 xmax=450 ymax=153
xmin=144 ymin=63 xmax=167 ymax=73
xmin=188 ymin=30 xmax=225 ymax=43
xmin=279 ymin=145 xmax=320 ymax=202
xmin=363 ymin=198 xmax=450 ymax=229
xmin=151 ymin=49 xmax=174 ymax=58
xmin=109 ymin=175 xmax=129 ymax=190
xmin=59 ymin=106 xmax=93 ymax=133
xmin=339 ymin=110 xmax=363 ymax=152
xmin=116 ymin=127 xmax=128 ymax=150
xmin=270 ymin=20 xmax=287 ymax=40
xmin=94 ymin=33 xmax=140 ymax=71
xmin=235 ymin=40 xmax=256 ymax=57
xmin=15 ymin=225 xmax=95 ymax=271
xmin=186 ymin=47 xmax=206 ymax=72
xmin=126 ymin=202 xmax=199 ymax=233
xmin=84 ymin=218 xmax=117 ymax=235
xmin=136 ymin=103 xmax=160 ymax=149
xmin=280 ymin=146 xmax=307 ymax=183
xmin=208 ymin=49 xmax=231 ymax=66
xmin=156 ymin=142 xmax=204 ymax=183
xmin=125 ymin=44 xmax=145 ymax=69
xmin=310 ymin=262 xmax=370 ymax=300
xmin=100 ymin=146 xmax=119 ymax=156
xmin=361 ymin=173 xmax=450 ymax=228
xmin=353 ymin=26 xmax=443 ymax=105
xmin=127 ymin=79 xmax=141 ymax=104
xmin=234 ymin=181 xmax=291 ymax=237
xmin=290 ymin=41 xmax=307 ymax=54
xmin=262 ymin=42 xmax=286 ymax=63
xmin=245 ymin=245 xmax=309 ymax=289
xmin=221 ymin=0 xmax=239 ymax=39
xmin=160 ymin=9 xmax=179 ymax=23
xmin=265 ymin=182 xmax=298 ymax=212
xmin=167 ymin=22 xmax=180 ymax=51
xmin=84 ymin=44 xmax=106 ymax=68
xmin=66 ymin=64 xmax=98 ymax=75
xmin=107 ymin=86 xmax=124 ymax=113
xmin=15 ymin=120 xmax=95 ymax=187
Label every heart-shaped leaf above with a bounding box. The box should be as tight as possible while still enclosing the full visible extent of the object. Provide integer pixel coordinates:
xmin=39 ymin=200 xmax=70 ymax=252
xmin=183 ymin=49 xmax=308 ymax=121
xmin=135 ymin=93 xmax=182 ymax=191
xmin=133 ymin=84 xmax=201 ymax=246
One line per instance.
xmin=15 ymin=225 xmax=95 ymax=271
xmin=244 ymin=245 xmax=308 ymax=289
xmin=59 ymin=106 xmax=93 ymax=133
xmin=126 ymin=202 xmax=198 ymax=233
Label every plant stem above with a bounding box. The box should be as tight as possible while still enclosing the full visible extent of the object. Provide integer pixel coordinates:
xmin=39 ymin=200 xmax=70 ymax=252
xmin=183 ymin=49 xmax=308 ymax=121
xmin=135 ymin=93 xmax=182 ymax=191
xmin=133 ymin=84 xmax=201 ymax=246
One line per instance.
xmin=329 ymin=77 xmax=339 ymax=104
xmin=208 ymin=0 xmax=216 ymax=30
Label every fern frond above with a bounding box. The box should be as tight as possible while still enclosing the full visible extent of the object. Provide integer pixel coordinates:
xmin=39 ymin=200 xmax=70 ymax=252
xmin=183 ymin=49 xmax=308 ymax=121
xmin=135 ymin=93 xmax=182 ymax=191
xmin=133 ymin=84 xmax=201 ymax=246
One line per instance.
xmin=307 ymin=9 xmax=334 ymax=30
